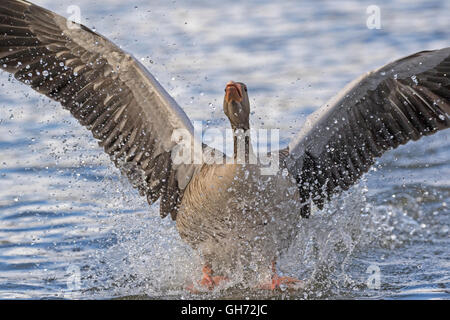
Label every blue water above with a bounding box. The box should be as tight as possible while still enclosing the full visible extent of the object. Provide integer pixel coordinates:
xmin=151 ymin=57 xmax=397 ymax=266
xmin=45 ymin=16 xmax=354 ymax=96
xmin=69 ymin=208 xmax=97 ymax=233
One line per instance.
xmin=0 ymin=0 xmax=448 ymax=299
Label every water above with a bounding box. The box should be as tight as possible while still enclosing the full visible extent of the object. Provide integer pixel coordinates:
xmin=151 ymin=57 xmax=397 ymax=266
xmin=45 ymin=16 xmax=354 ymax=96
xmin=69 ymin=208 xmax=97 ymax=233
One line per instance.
xmin=0 ymin=0 xmax=449 ymax=299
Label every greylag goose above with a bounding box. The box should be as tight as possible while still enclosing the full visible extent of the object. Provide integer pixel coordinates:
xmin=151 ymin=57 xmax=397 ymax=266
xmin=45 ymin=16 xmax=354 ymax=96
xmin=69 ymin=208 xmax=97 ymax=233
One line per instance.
xmin=0 ymin=0 xmax=449 ymax=291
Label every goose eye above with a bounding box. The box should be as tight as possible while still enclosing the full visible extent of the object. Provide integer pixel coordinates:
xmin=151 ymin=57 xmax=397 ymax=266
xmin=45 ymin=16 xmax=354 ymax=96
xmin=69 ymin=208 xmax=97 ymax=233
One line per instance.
xmin=244 ymin=87 xmax=247 ymax=92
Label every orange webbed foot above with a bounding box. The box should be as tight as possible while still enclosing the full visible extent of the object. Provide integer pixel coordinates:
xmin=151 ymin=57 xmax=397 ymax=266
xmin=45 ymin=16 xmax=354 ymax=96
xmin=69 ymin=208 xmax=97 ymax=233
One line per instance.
xmin=257 ymin=261 xmax=304 ymax=291
xmin=186 ymin=265 xmax=228 ymax=293
xmin=258 ymin=274 xmax=304 ymax=291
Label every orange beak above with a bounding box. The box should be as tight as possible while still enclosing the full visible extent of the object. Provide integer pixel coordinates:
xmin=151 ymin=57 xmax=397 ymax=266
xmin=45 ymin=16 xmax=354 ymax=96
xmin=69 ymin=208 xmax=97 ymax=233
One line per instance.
xmin=225 ymin=81 xmax=243 ymax=103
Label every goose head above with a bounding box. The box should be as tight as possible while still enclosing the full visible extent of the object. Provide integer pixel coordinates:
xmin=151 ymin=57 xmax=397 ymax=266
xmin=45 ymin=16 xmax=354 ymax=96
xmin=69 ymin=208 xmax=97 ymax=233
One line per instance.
xmin=223 ymin=81 xmax=250 ymax=131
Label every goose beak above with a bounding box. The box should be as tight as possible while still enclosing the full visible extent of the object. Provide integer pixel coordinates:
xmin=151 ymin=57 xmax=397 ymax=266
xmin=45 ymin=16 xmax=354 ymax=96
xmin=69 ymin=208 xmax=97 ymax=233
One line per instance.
xmin=225 ymin=81 xmax=243 ymax=103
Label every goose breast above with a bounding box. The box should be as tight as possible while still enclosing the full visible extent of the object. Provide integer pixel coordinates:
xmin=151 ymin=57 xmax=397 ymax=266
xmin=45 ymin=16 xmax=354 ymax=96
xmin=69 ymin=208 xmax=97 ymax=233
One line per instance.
xmin=176 ymin=163 xmax=302 ymax=273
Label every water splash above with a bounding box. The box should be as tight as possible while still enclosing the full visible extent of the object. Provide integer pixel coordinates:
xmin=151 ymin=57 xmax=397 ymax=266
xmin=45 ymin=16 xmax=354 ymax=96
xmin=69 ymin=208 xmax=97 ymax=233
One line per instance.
xmin=79 ymin=178 xmax=394 ymax=299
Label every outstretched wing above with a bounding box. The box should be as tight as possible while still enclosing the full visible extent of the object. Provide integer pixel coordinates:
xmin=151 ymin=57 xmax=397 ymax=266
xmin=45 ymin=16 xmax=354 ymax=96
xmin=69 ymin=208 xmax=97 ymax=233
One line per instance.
xmin=0 ymin=0 xmax=201 ymax=219
xmin=287 ymin=47 xmax=450 ymax=217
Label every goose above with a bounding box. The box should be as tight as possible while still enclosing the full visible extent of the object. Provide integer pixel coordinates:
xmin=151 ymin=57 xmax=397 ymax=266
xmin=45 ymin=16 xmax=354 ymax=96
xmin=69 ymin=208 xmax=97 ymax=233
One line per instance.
xmin=0 ymin=0 xmax=449 ymax=291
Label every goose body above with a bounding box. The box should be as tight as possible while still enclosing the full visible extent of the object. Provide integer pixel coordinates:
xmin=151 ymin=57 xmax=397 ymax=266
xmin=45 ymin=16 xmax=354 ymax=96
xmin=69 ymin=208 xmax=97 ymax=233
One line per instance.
xmin=177 ymin=161 xmax=302 ymax=276
xmin=0 ymin=0 xmax=449 ymax=290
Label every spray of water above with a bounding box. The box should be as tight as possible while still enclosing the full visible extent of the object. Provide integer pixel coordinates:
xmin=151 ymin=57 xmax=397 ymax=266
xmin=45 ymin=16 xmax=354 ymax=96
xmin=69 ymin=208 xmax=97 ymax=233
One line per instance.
xmin=80 ymin=172 xmax=403 ymax=299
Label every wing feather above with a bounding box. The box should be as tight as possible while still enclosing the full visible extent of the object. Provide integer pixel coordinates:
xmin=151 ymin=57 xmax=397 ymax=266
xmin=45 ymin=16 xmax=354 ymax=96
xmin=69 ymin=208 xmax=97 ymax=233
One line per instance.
xmin=0 ymin=0 xmax=202 ymax=219
xmin=288 ymin=48 xmax=450 ymax=217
